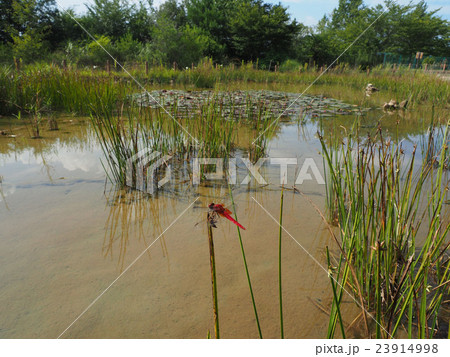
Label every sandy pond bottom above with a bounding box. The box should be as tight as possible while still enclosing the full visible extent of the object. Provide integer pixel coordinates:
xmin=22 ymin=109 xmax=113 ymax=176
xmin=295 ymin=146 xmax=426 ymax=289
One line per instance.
xmin=0 ymin=98 xmax=444 ymax=338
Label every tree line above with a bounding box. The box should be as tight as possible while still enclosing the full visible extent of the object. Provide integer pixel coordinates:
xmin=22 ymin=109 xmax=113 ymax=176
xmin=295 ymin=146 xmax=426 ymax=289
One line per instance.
xmin=0 ymin=0 xmax=448 ymax=68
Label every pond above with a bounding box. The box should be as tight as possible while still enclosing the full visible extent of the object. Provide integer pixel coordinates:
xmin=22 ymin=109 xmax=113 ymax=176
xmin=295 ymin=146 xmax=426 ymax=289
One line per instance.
xmin=0 ymin=88 xmax=448 ymax=338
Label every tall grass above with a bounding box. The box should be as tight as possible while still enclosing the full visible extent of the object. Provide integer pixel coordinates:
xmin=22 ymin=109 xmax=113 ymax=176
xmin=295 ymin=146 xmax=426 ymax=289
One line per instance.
xmin=2 ymin=61 xmax=448 ymax=117
xmin=321 ymin=122 xmax=450 ymax=338
xmin=0 ymin=64 xmax=128 ymax=116
xmin=89 ymin=95 xmax=275 ymax=191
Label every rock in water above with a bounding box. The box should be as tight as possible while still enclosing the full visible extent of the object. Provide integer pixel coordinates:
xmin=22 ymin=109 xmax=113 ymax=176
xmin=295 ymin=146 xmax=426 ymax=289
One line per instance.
xmin=388 ymin=99 xmax=399 ymax=108
xmin=399 ymin=100 xmax=408 ymax=109
xmin=365 ymin=83 xmax=379 ymax=92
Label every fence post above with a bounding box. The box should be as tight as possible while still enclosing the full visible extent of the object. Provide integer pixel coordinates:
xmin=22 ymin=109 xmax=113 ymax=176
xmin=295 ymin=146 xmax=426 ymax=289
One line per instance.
xmin=106 ymin=60 xmax=110 ymax=73
xmin=408 ymin=63 xmax=411 ymax=70
xmin=444 ymin=64 xmax=447 ymax=72
xmin=424 ymin=63 xmax=428 ymax=71
xmin=366 ymin=67 xmax=370 ymax=76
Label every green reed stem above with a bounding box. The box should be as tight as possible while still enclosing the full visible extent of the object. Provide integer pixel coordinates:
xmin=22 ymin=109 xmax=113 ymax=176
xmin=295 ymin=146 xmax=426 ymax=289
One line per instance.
xmin=375 ymin=243 xmax=382 ymax=339
xmin=229 ymin=186 xmax=263 ymax=338
xmin=279 ymin=188 xmax=284 ymax=339
xmin=326 ymin=247 xmax=346 ymax=338
xmin=321 ymin=121 xmax=450 ymax=338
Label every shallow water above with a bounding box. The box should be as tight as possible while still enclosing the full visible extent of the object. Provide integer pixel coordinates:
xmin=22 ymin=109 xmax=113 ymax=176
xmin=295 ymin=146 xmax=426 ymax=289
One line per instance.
xmin=0 ymin=91 xmax=448 ymax=338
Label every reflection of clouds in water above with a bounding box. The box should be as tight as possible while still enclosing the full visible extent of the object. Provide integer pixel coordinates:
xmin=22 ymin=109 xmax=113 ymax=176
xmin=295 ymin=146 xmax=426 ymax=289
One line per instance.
xmin=0 ymin=181 xmax=16 ymax=201
xmin=57 ymin=151 xmax=102 ymax=173
xmin=5 ymin=148 xmax=103 ymax=175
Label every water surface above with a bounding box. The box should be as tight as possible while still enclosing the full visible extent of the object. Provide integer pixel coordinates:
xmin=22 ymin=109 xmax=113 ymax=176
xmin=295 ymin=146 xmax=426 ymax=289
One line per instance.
xmin=0 ymin=91 xmax=448 ymax=338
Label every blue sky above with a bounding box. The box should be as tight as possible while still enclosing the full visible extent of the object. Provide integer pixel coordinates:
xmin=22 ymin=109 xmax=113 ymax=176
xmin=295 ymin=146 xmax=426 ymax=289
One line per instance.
xmin=56 ymin=0 xmax=450 ymax=26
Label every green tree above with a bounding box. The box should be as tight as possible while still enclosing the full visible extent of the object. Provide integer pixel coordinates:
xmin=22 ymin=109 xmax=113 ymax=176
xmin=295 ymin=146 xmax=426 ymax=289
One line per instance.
xmin=84 ymin=0 xmax=154 ymax=41
xmin=1 ymin=0 xmax=58 ymax=44
xmin=157 ymin=0 xmax=187 ymax=28
xmin=330 ymin=0 xmax=365 ymax=29
xmin=316 ymin=0 xmax=449 ymax=65
xmin=84 ymin=0 xmax=132 ymax=39
xmin=185 ymin=0 xmax=232 ymax=60
xmin=228 ymin=0 xmax=300 ymax=64
xmin=7 ymin=0 xmax=60 ymax=61
xmin=0 ymin=0 xmax=14 ymax=44
xmin=389 ymin=0 xmax=449 ymax=56
xmin=145 ymin=8 xmax=208 ymax=67
xmin=128 ymin=1 xmax=154 ymax=42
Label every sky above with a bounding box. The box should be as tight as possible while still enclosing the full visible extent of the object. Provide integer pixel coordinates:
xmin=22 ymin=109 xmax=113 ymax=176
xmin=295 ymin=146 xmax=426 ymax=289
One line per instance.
xmin=55 ymin=0 xmax=450 ymax=27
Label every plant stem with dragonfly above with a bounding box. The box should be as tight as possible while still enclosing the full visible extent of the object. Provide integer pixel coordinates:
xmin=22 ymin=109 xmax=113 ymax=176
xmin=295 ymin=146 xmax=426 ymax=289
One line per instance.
xmin=207 ymin=213 xmax=220 ymax=338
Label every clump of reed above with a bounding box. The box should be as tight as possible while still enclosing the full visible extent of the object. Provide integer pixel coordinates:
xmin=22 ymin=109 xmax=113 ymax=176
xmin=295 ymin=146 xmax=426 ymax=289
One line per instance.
xmin=420 ymin=119 xmax=450 ymax=171
xmin=2 ymin=62 xmax=448 ymax=117
xmin=0 ymin=64 xmax=129 ymax=116
xmin=89 ymin=95 xmax=274 ymax=191
xmin=320 ymin=123 xmax=450 ymax=338
xmin=90 ymin=101 xmax=190 ymax=187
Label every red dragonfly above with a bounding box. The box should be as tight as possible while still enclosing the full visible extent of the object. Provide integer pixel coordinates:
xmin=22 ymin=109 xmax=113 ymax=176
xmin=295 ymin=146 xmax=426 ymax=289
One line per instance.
xmin=208 ymin=203 xmax=246 ymax=230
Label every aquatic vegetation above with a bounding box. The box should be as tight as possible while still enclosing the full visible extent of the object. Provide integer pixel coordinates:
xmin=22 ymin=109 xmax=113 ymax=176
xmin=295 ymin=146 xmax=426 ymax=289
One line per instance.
xmin=2 ymin=59 xmax=448 ymax=339
xmin=0 ymin=64 xmax=129 ymax=116
xmin=89 ymin=93 xmax=283 ymax=190
xmin=321 ymin=123 xmax=450 ymax=338
xmin=1 ymin=63 xmax=448 ymax=117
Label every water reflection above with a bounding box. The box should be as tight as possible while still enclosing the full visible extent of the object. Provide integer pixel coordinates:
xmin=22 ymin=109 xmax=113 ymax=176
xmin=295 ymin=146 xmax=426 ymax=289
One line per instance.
xmin=103 ymin=188 xmax=171 ymax=271
xmin=0 ymin=92 xmax=448 ymax=338
xmin=0 ymin=175 xmax=11 ymax=209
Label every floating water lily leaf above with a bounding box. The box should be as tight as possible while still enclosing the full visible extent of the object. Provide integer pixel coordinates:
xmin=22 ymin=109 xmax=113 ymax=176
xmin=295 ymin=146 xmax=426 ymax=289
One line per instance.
xmin=131 ymin=90 xmax=370 ymax=121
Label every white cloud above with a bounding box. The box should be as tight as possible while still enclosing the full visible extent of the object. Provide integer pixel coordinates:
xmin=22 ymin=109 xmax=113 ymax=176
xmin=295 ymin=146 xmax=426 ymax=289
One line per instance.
xmin=303 ymin=16 xmax=318 ymax=26
xmin=9 ymin=147 xmax=102 ymax=174
xmin=57 ymin=151 xmax=101 ymax=173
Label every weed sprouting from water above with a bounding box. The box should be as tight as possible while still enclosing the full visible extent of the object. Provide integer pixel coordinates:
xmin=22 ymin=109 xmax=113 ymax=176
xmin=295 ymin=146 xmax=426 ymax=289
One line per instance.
xmin=321 ymin=122 xmax=450 ymax=338
xmin=2 ymin=63 xmax=449 ymax=118
xmin=229 ymin=186 xmax=263 ymax=338
xmin=89 ymin=94 xmax=275 ymax=193
xmin=278 ymin=188 xmax=285 ymax=339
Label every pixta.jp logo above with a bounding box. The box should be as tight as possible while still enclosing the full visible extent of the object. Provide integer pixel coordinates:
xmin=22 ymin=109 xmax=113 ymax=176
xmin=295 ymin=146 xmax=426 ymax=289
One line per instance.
xmin=126 ymin=149 xmax=172 ymax=194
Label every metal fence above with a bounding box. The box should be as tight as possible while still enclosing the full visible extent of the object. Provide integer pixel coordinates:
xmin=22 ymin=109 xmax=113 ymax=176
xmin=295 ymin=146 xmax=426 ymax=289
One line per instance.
xmin=378 ymin=52 xmax=449 ymax=70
